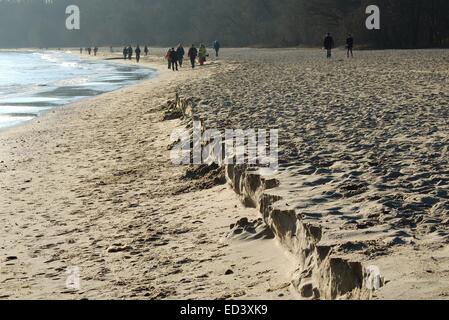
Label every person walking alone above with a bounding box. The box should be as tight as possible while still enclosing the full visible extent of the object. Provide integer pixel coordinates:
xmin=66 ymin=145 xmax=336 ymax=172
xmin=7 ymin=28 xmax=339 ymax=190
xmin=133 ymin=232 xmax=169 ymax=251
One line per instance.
xmin=188 ymin=44 xmax=198 ymax=69
xmin=144 ymin=45 xmax=149 ymax=56
xmin=346 ymin=34 xmax=354 ymax=58
xmin=323 ymin=33 xmax=334 ymax=59
xmin=213 ymin=40 xmax=220 ymax=57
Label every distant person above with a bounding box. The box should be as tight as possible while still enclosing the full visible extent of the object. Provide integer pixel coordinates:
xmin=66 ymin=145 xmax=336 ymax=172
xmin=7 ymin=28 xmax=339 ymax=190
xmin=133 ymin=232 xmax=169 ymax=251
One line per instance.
xmin=170 ymin=48 xmax=179 ymax=71
xmin=123 ymin=47 xmax=128 ymax=60
xmin=176 ymin=45 xmax=185 ymax=67
xmin=80 ymin=48 xmax=83 ymax=54
xmin=87 ymin=47 xmax=92 ymax=55
xmin=110 ymin=46 xmax=114 ymax=53
xmin=323 ymin=33 xmax=334 ymax=59
xmin=127 ymin=46 xmax=133 ymax=60
xmin=94 ymin=47 xmax=98 ymax=56
xmin=198 ymin=44 xmax=208 ymax=66
xmin=188 ymin=44 xmax=198 ymax=69
xmin=144 ymin=45 xmax=149 ymax=56
xmin=165 ymin=48 xmax=173 ymax=69
xmin=346 ymin=34 xmax=354 ymax=58
xmin=213 ymin=40 xmax=220 ymax=57
xmin=135 ymin=45 xmax=141 ymax=63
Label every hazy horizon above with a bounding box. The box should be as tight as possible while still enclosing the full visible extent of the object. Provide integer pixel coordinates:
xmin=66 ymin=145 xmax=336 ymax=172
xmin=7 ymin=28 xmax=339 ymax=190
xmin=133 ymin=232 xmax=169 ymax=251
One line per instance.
xmin=0 ymin=0 xmax=448 ymax=49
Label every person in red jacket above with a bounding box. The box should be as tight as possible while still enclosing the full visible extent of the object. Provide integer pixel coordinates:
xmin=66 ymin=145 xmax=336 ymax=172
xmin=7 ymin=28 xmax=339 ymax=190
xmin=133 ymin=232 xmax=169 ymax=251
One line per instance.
xmin=165 ymin=48 xmax=173 ymax=69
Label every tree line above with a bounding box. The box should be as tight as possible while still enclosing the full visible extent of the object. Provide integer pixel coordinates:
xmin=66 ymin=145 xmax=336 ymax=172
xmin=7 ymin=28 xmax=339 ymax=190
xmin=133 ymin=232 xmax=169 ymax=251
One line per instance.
xmin=0 ymin=0 xmax=448 ymax=49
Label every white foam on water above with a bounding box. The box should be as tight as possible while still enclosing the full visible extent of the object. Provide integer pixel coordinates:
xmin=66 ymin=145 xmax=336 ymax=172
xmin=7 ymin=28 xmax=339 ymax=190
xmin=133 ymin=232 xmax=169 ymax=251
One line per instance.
xmin=0 ymin=115 xmax=36 ymax=127
xmin=0 ymin=97 xmax=61 ymax=104
xmin=0 ymin=50 xmax=156 ymax=129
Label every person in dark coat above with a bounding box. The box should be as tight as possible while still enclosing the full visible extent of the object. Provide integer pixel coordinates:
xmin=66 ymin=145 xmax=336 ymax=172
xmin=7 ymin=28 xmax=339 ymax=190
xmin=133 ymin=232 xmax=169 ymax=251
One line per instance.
xmin=144 ymin=45 xmax=149 ymax=56
xmin=127 ymin=46 xmax=133 ymax=60
xmin=176 ymin=45 xmax=185 ymax=67
xmin=135 ymin=45 xmax=141 ymax=63
xmin=323 ymin=33 xmax=335 ymax=59
xmin=170 ymin=48 xmax=178 ymax=71
xmin=346 ymin=34 xmax=354 ymax=58
xmin=188 ymin=44 xmax=198 ymax=69
xmin=213 ymin=40 xmax=220 ymax=57
xmin=123 ymin=47 xmax=128 ymax=60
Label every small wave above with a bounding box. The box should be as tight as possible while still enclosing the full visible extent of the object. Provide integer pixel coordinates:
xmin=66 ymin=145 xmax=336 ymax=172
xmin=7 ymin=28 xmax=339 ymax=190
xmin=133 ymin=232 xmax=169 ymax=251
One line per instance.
xmin=34 ymin=52 xmax=80 ymax=69
xmin=0 ymin=105 xmax=51 ymax=115
xmin=61 ymin=61 xmax=80 ymax=68
xmin=34 ymin=52 xmax=60 ymax=63
xmin=0 ymin=50 xmax=156 ymax=130
xmin=55 ymin=77 xmax=89 ymax=86
xmin=0 ymin=114 xmax=36 ymax=128
xmin=0 ymin=96 xmax=62 ymax=105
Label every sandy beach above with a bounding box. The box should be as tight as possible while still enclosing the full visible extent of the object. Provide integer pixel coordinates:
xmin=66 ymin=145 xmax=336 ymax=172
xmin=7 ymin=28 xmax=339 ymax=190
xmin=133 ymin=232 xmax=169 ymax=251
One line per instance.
xmin=177 ymin=48 xmax=449 ymax=299
xmin=1 ymin=47 xmax=449 ymax=300
xmin=0 ymin=50 xmax=295 ymax=300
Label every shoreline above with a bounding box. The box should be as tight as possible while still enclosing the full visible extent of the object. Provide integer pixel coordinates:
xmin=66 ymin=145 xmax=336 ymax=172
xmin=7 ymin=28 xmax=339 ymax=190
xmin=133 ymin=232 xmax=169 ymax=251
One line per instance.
xmin=0 ymin=50 xmax=296 ymax=300
xmin=0 ymin=50 xmax=158 ymax=132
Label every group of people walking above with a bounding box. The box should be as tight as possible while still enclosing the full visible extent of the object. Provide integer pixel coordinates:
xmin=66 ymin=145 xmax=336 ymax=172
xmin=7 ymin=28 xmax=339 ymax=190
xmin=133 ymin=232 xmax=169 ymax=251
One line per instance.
xmin=165 ymin=45 xmax=185 ymax=71
xmin=165 ymin=41 xmax=219 ymax=71
xmin=81 ymin=35 xmax=352 ymax=67
xmin=80 ymin=47 xmax=99 ymax=56
xmin=79 ymin=41 xmax=220 ymax=70
xmin=323 ymin=33 xmax=354 ymax=58
xmin=80 ymin=45 xmax=149 ymax=61
xmin=123 ymin=45 xmax=149 ymax=63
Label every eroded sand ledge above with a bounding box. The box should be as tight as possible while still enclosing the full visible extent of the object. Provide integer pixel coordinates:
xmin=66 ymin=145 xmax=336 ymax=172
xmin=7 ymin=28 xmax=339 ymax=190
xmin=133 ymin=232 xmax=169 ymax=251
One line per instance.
xmin=172 ymin=49 xmax=449 ymax=300
xmin=173 ymin=95 xmax=371 ymax=299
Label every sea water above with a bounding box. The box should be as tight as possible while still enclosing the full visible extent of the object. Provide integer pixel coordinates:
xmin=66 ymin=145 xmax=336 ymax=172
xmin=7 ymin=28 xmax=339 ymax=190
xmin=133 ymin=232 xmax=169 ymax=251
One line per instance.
xmin=0 ymin=50 xmax=155 ymax=129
